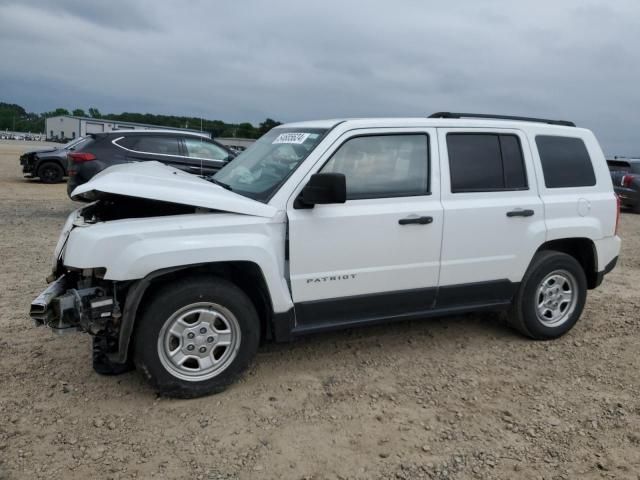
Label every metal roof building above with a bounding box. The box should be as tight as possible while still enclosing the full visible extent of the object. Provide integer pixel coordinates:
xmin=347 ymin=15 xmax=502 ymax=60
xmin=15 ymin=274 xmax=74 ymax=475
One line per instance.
xmin=45 ymin=115 xmax=211 ymax=141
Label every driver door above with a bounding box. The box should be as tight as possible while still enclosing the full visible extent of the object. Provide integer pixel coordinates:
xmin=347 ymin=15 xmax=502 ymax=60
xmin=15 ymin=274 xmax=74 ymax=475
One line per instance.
xmin=287 ymin=128 xmax=444 ymax=332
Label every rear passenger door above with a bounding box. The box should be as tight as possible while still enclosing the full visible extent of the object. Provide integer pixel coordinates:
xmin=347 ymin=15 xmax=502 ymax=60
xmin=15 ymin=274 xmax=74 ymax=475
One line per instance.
xmin=436 ymin=129 xmax=546 ymax=307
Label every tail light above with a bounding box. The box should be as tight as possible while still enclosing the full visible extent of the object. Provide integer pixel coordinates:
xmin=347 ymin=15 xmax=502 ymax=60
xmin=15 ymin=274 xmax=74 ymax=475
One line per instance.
xmin=615 ymin=194 xmax=621 ymax=236
xmin=621 ymin=174 xmax=634 ymax=188
xmin=68 ymin=152 xmax=96 ymax=163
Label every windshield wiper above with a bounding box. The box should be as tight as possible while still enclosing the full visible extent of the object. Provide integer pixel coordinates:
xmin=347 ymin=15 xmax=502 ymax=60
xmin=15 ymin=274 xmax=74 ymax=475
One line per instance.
xmin=209 ymin=177 xmax=233 ymax=191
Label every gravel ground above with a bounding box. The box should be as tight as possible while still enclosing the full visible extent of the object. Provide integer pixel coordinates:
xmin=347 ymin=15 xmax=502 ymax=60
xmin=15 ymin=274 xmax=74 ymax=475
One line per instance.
xmin=0 ymin=141 xmax=639 ymax=480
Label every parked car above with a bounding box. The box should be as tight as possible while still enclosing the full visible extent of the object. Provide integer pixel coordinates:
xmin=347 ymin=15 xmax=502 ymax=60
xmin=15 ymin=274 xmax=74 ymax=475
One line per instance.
xmin=30 ymin=113 xmax=620 ymax=398
xmin=20 ymin=136 xmax=90 ymax=183
xmin=607 ymin=158 xmax=640 ymax=212
xmin=66 ymin=130 xmax=235 ymax=199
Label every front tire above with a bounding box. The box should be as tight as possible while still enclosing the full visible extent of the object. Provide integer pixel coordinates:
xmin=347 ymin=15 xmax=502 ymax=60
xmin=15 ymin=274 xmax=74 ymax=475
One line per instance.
xmin=37 ymin=161 xmax=64 ymax=183
xmin=133 ymin=276 xmax=260 ymax=398
xmin=509 ymin=251 xmax=587 ymax=339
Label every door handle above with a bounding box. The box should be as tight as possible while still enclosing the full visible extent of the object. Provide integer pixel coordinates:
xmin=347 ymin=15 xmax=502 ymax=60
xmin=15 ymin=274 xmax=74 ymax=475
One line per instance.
xmin=399 ymin=216 xmax=433 ymax=225
xmin=506 ymin=209 xmax=534 ymax=218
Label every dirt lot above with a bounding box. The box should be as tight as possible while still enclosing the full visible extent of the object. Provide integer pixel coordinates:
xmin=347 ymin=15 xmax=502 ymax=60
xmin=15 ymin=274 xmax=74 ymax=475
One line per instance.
xmin=0 ymin=140 xmax=639 ymax=480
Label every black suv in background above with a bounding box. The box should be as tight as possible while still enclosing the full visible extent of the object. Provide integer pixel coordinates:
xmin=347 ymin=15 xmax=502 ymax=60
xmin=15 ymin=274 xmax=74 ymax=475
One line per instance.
xmin=607 ymin=158 xmax=640 ymax=212
xmin=67 ymin=130 xmax=235 ymax=197
xmin=21 ymin=136 xmax=91 ymax=183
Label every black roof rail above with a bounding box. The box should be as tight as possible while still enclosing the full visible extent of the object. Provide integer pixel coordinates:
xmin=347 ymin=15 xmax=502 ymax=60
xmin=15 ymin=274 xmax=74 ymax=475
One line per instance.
xmin=428 ymin=112 xmax=576 ymax=127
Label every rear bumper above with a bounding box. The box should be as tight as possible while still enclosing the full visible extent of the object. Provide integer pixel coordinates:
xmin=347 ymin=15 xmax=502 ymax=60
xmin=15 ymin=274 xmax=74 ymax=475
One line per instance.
xmin=591 ymin=236 xmax=621 ymax=289
xmin=595 ymin=236 xmax=621 ymax=272
xmin=594 ymin=256 xmax=618 ymax=289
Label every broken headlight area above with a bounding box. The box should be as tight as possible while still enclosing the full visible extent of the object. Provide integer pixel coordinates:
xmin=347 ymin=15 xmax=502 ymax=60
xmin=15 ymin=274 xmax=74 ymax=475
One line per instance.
xmin=30 ymin=269 xmax=125 ymax=336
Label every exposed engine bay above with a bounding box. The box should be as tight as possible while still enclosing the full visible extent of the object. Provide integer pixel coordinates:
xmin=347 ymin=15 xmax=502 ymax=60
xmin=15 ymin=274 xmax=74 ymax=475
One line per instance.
xmin=78 ymin=193 xmax=208 ymax=223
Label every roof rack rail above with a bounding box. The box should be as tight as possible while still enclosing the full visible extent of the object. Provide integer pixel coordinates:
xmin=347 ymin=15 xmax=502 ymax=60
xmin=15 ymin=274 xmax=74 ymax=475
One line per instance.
xmin=428 ymin=112 xmax=576 ymax=127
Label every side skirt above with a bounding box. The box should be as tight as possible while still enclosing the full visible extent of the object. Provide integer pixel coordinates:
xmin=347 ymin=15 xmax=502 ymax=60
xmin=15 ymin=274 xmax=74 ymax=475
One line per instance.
xmin=288 ymin=280 xmax=518 ymax=338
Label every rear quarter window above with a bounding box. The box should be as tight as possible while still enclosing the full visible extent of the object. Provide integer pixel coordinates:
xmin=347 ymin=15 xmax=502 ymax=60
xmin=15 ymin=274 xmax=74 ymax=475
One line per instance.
xmin=536 ymin=136 xmax=596 ymax=188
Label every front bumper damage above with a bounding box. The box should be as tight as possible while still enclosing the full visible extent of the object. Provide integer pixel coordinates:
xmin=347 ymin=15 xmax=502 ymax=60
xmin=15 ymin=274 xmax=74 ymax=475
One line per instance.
xmin=20 ymin=153 xmax=37 ymax=177
xmin=30 ymin=274 xmax=120 ymax=335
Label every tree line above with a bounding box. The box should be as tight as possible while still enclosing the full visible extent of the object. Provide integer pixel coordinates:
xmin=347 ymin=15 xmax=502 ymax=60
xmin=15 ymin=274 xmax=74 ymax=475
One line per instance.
xmin=0 ymin=102 xmax=281 ymax=139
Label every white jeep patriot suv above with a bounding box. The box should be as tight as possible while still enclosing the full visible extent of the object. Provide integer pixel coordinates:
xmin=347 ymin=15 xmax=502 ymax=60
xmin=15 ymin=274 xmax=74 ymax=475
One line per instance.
xmin=30 ymin=112 xmax=621 ymax=398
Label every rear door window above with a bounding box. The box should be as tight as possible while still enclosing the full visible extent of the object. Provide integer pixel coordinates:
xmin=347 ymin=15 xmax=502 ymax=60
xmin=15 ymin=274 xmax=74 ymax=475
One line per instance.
xmin=536 ymin=136 xmax=596 ymax=188
xmin=447 ymin=133 xmax=528 ymax=193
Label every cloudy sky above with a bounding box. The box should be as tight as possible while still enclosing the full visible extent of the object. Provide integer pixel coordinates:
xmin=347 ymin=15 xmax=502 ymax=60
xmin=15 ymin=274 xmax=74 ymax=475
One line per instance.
xmin=1 ymin=0 xmax=638 ymax=154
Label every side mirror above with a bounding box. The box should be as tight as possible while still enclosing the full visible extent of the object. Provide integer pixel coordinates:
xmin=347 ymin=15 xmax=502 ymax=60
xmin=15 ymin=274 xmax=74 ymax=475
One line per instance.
xmin=296 ymin=173 xmax=346 ymax=208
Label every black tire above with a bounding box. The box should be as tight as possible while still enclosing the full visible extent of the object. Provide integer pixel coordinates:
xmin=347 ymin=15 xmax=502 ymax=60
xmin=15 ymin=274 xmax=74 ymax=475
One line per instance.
xmin=37 ymin=161 xmax=64 ymax=183
xmin=133 ymin=276 xmax=260 ymax=398
xmin=508 ymin=251 xmax=587 ymax=339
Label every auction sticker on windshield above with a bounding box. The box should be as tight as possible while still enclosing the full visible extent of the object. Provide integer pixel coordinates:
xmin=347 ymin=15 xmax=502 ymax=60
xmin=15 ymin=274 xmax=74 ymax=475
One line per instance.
xmin=272 ymin=133 xmax=311 ymax=144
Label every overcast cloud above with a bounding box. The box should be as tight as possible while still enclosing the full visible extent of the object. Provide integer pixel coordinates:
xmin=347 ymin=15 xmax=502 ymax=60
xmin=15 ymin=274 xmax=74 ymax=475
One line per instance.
xmin=0 ymin=0 xmax=638 ymax=154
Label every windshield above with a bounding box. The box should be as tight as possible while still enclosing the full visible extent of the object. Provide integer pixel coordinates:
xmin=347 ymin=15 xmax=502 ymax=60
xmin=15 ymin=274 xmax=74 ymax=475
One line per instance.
xmin=213 ymin=127 xmax=328 ymax=202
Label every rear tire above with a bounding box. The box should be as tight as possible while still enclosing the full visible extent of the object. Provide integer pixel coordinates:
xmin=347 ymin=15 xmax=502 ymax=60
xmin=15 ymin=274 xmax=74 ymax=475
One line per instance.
xmin=133 ymin=276 xmax=260 ymax=398
xmin=37 ymin=161 xmax=64 ymax=183
xmin=508 ymin=251 xmax=587 ymax=339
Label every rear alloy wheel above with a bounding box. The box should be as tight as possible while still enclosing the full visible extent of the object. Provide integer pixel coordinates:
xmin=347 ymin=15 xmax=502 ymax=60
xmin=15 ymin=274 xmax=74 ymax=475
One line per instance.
xmin=133 ymin=276 xmax=260 ymax=398
xmin=534 ymin=269 xmax=579 ymax=328
xmin=509 ymin=251 xmax=587 ymax=339
xmin=37 ymin=161 xmax=64 ymax=183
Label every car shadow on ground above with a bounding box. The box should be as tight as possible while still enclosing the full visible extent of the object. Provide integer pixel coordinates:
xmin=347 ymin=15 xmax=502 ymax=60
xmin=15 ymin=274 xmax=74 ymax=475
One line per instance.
xmin=105 ymin=310 xmax=523 ymax=399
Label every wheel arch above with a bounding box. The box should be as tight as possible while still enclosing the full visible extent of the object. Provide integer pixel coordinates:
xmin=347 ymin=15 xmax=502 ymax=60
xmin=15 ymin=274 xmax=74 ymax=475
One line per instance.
xmin=37 ymin=158 xmax=67 ymax=175
xmin=535 ymin=237 xmax=598 ymax=289
xmin=111 ymin=261 xmax=276 ymax=365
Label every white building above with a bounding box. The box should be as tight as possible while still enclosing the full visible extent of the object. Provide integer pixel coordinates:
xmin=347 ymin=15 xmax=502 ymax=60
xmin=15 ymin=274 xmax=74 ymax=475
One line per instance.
xmin=45 ymin=115 xmax=210 ymax=140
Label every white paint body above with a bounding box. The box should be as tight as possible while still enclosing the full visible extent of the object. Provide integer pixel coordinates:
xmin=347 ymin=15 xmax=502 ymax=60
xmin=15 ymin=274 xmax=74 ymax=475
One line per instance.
xmin=58 ymin=117 xmax=621 ymax=317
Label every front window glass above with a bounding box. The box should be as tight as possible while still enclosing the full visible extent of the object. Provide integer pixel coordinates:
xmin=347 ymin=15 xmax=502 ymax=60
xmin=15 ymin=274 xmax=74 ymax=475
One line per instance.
xmin=213 ymin=128 xmax=327 ymax=202
xmin=321 ymin=134 xmax=429 ymax=199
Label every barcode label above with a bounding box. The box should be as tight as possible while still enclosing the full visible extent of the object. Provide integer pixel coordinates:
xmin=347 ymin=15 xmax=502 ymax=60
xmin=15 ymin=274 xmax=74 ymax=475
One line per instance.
xmin=272 ymin=133 xmax=311 ymax=144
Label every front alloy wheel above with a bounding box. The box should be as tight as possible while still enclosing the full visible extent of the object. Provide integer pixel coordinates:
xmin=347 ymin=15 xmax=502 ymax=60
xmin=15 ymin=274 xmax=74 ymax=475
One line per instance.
xmin=158 ymin=302 xmax=241 ymax=382
xmin=133 ymin=276 xmax=260 ymax=398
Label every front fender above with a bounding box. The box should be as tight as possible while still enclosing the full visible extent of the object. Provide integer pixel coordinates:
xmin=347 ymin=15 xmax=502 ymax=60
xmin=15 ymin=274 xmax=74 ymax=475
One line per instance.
xmin=63 ymin=214 xmax=292 ymax=313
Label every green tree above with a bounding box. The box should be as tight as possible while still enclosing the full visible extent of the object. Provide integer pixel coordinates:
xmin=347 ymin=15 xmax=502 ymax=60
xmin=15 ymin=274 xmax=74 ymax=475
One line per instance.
xmin=258 ymin=118 xmax=281 ymax=136
xmin=235 ymin=122 xmax=256 ymax=138
xmin=88 ymin=107 xmax=101 ymax=118
xmin=54 ymin=108 xmax=70 ymax=116
xmin=72 ymin=108 xmax=86 ymax=117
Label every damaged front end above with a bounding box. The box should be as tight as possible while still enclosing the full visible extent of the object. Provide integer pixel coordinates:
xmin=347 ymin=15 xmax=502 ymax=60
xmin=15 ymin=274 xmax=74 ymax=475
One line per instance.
xmin=29 ymin=192 xmax=204 ymax=350
xmin=30 ymin=269 xmax=121 ymax=335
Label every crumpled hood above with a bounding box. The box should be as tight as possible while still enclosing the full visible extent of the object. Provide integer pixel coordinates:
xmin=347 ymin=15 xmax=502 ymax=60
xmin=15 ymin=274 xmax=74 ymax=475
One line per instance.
xmin=70 ymin=161 xmax=277 ymax=218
